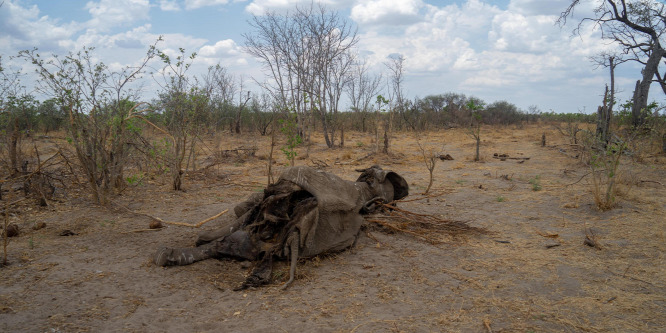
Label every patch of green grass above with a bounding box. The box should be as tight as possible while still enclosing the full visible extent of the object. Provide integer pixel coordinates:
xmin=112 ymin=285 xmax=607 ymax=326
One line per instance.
xmin=100 ymin=219 xmax=116 ymax=227
xmin=496 ymin=195 xmax=505 ymax=202
xmin=455 ymin=180 xmax=466 ymax=185
xmin=529 ymin=175 xmax=542 ymax=191
xmin=126 ymin=173 xmax=144 ymax=186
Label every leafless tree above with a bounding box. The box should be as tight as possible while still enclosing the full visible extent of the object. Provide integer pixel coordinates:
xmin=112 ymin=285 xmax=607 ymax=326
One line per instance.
xmin=591 ymin=52 xmax=629 ymax=143
xmin=243 ymin=3 xmax=358 ymax=148
xmin=346 ymin=58 xmax=382 ymax=132
xmin=323 ymin=50 xmax=355 ymax=146
xmin=383 ymin=54 xmax=406 ymax=153
xmin=208 ymin=64 xmax=236 ymax=103
xmin=559 ymin=0 xmax=666 ymax=127
xmin=235 ymin=76 xmax=251 ymax=135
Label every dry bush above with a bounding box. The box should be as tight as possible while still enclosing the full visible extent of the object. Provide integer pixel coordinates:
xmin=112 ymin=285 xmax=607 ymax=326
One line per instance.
xmin=580 ymin=131 xmax=626 ymax=211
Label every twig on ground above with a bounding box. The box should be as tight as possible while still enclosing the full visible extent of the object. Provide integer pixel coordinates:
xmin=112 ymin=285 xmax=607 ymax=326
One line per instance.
xmin=394 ymin=190 xmax=448 ymax=203
xmin=584 ymin=228 xmax=602 ymax=249
xmin=121 ymin=228 xmax=163 ymax=234
xmin=114 ymin=202 xmax=228 ymax=228
xmin=639 ymin=179 xmax=664 ymax=186
xmin=483 ymin=318 xmax=493 ymax=333
xmin=0 ymin=198 xmax=28 ymax=213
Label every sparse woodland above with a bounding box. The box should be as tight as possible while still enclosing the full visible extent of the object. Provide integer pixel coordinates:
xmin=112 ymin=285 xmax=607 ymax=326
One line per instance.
xmin=1 ymin=1 xmax=666 ymax=332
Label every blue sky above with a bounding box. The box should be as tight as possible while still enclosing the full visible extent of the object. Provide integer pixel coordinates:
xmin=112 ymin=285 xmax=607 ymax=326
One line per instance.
xmin=1 ymin=0 xmax=663 ymax=114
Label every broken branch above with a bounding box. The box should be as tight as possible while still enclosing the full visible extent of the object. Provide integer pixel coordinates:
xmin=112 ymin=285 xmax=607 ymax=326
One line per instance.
xmin=114 ymin=202 xmax=228 ymax=228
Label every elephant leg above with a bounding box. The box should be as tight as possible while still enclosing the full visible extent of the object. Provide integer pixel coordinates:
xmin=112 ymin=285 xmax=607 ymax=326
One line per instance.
xmin=211 ymin=230 xmax=260 ymax=261
xmin=195 ymin=211 xmax=248 ymax=246
xmin=154 ymin=242 xmax=215 ymax=267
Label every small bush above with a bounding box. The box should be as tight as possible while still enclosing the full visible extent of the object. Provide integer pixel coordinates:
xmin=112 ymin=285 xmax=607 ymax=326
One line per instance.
xmin=529 ymin=175 xmax=542 ymax=191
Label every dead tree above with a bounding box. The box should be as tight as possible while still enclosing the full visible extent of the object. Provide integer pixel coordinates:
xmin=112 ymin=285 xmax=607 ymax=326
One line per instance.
xmin=384 ymin=54 xmax=406 ymax=153
xmin=559 ymin=0 xmax=666 ymax=128
xmin=597 ymin=85 xmax=612 ymax=146
xmin=236 ymin=88 xmax=251 ymax=135
xmin=417 ymin=141 xmax=437 ymax=194
xmin=243 ymin=3 xmax=359 ymax=149
xmin=346 ymin=59 xmax=382 ymax=132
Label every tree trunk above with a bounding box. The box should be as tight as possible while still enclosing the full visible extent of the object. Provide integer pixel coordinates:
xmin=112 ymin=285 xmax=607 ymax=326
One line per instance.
xmin=320 ymin=109 xmax=333 ymax=148
xmin=9 ymin=118 xmax=19 ymax=175
xmin=475 ymin=135 xmax=480 ymax=162
xmin=631 ymin=45 xmax=665 ymax=128
xmin=375 ymin=111 xmax=380 ymax=153
xmin=361 ymin=113 xmax=366 ymax=132
xmin=597 ymin=85 xmax=611 ymax=146
xmin=234 ymin=113 xmax=241 ymax=134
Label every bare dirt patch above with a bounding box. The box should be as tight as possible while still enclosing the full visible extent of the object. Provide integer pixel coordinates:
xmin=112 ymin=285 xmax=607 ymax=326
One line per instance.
xmin=1 ymin=124 xmax=665 ymax=332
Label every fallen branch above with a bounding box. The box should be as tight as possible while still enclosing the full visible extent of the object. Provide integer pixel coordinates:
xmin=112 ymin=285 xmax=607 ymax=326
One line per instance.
xmin=114 ymin=202 xmax=228 ymax=228
xmin=394 ymin=190 xmax=448 ymax=203
xmin=120 ymin=228 xmax=163 ymax=234
xmin=365 ymin=203 xmax=488 ymax=243
xmin=163 ymin=209 xmax=228 ymax=228
xmin=492 ymin=153 xmax=530 ymax=161
xmin=0 ymin=151 xmax=63 ymax=184
xmin=353 ymin=152 xmax=375 ymax=163
xmin=309 ymin=158 xmax=329 ymax=168
xmin=583 ymin=228 xmax=602 ymax=250
xmin=639 ymin=179 xmax=664 ymax=187
xmin=0 ymin=198 xmax=29 ymax=213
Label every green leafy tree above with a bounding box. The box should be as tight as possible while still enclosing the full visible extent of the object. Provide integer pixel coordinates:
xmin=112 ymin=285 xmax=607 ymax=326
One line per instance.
xmin=19 ymin=41 xmax=159 ymax=204
xmin=153 ymin=47 xmax=211 ymax=190
xmin=465 ymin=99 xmax=485 ymax=162
xmin=279 ymin=107 xmax=302 ymax=167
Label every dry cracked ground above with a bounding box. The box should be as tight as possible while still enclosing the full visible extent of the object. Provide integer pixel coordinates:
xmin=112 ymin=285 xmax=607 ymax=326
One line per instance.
xmin=1 ymin=124 xmax=665 ymax=332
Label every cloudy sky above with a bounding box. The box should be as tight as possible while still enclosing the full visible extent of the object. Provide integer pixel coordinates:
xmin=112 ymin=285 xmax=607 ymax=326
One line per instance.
xmin=1 ymin=0 xmax=662 ymax=113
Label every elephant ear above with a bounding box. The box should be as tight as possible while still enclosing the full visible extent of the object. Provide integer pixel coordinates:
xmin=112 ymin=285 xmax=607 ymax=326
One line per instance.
xmin=385 ymin=172 xmax=409 ymax=201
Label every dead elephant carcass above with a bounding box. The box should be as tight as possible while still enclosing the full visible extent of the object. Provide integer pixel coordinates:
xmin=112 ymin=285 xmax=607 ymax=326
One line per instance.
xmin=154 ymin=165 xmax=408 ymax=289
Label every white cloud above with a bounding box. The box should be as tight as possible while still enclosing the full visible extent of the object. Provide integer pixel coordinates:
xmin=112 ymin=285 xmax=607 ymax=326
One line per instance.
xmin=351 ymin=0 xmax=424 ymax=25
xmin=356 ymin=0 xmax=501 ymax=72
xmin=488 ymin=11 xmax=559 ymax=53
xmin=197 ymin=39 xmax=251 ymax=67
xmin=185 ymin=0 xmax=231 ymax=10
xmin=85 ymin=0 xmax=150 ymax=32
xmin=350 ymin=0 xmax=633 ymax=113
xmin=245 ymin=0 xmax=350 ymax=15
xmin=159 ymin=0 xmax=182 ymax=11
xmin=507 ymin=0 xmax=571 ymax=16
xmin=0 ymin=1 xmax=79 ymax=52
xmin=199 ymin=39 xmax=241 ymax=57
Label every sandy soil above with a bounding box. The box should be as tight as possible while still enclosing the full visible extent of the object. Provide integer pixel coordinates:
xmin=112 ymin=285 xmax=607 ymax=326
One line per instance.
xmin=1 ymin=124 xmax=665 ymax=332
